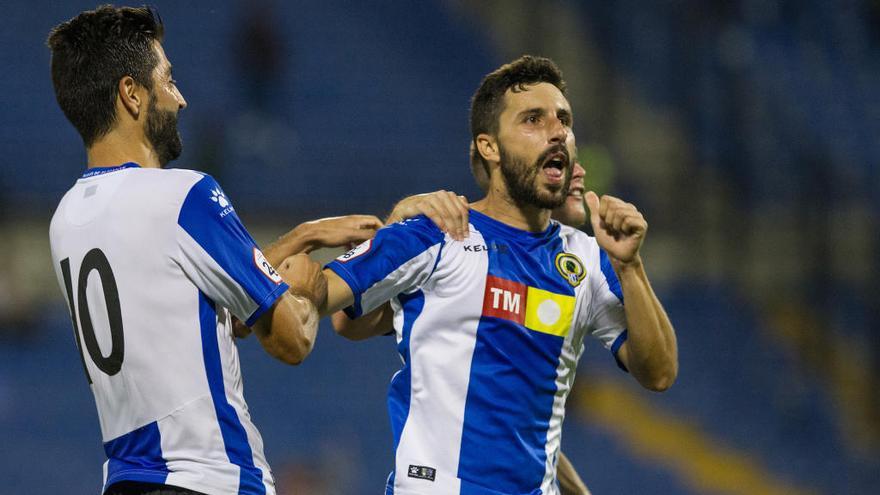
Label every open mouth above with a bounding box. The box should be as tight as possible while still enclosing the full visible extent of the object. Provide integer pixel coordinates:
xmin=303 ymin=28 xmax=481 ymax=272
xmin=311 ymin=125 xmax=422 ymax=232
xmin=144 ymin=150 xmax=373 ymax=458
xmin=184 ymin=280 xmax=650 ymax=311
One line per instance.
xmin=541 ymin=149 xmax=569 ymax=182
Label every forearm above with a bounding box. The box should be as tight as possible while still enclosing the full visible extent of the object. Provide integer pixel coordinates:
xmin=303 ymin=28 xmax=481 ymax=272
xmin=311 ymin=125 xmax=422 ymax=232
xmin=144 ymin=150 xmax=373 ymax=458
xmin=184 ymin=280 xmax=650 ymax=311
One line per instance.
xmin=263 ymin=224 xmax=317 ymax=267
xmin=253 ymin=292 xmax=319 ymax=365
xmin=331 ymin=303 xmax=394 ymax=340
xmin=557 ymin=452 xmax=591 ymax=495
xmin=615 ymin=256 xmax=678 ymax=391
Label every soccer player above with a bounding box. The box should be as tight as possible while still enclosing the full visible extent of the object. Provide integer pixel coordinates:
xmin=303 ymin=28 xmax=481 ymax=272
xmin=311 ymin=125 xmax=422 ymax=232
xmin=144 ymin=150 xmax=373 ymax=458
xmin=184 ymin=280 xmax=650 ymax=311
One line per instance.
xmin=333 ymin=142 xmax=592 ymax=495
xmin=321 ymin=55 xmax=678 ymax=494
xmin=46 ymin=6 xmax=378 ymax=495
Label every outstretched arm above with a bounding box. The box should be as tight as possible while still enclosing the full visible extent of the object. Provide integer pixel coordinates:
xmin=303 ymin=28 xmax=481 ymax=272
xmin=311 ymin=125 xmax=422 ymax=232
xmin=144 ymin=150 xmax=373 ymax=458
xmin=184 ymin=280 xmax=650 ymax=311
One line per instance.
xmin=264 ymin=215 xmax=384 ymax=265
xmin=330 ymin=190 xmax=472 ymax=340
xmin=586 ymin=192 xmax=678 ymax=392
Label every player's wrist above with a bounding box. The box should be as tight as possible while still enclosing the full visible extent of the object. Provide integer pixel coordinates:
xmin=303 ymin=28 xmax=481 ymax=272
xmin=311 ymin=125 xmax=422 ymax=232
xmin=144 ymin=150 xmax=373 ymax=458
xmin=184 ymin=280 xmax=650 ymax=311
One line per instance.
xmin=611 ymin=253 xmax=643 ymax=272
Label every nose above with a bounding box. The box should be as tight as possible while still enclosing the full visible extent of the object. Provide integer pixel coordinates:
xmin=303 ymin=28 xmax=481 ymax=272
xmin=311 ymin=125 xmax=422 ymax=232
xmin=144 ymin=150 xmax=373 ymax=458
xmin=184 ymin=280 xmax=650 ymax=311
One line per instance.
xmin=175 ymin=87 xmax=187 ymax=110
xmin=549 ymin=116 xmax=568 ymax=144
xmin=572 ymin=161 xmax=585 ymax=179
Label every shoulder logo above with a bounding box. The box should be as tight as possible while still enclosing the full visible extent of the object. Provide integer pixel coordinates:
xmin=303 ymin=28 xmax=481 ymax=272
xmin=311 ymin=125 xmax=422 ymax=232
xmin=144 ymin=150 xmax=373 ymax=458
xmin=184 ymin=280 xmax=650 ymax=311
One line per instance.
xmin=337 ymin=239 xmax=372 ymax=263
xmin=210 ymin=187 xmax=234 ymax=217
xmin=253 ymin=248 xmax=283 ymax=284
xmin=555 ymin=252 xmax=586 ymax=287
xmin=210 ymin=188 xmax=229 ymax=208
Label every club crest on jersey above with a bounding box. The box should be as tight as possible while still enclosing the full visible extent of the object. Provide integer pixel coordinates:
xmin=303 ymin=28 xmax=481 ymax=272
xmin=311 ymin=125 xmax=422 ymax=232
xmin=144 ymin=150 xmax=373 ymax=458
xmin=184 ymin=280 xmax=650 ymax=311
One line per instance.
xmin=210 ymin=188 xmax=234 ymax=217
xmin=337 ymin=239 xmax=372 ymax=263
xmin=555 ymin=252 xmax=586 ymax=287
xmin=253 ymin=248 xmax=283 ymax=284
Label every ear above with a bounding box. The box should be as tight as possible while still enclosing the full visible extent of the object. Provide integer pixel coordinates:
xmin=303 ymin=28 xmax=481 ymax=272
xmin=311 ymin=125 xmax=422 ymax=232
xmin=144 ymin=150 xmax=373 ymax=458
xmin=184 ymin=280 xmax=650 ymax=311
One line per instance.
xmin=117 ymin=76 xmax=144 ymax=118
xmin=476 ymin=133 xmax=499 ymax=164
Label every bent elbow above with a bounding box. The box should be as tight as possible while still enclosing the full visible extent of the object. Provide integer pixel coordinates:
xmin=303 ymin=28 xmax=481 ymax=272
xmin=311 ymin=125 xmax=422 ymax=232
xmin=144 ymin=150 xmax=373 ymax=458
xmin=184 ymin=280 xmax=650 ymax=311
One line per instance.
xmin=646 ymin=363 xmax=678 ymax=392
xmin=268 ymin=331 xmax=315 ymax=366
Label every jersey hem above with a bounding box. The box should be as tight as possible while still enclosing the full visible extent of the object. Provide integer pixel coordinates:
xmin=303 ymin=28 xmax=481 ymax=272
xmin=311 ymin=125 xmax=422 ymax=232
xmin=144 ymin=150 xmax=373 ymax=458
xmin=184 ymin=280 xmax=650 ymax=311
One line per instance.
xmin=104 ymin=469 xmax=169 ymax=493
xmin=324 ymin=261 xmax=364 ymax=317
xmin=244 ymin=281 xmax=290 ymax=326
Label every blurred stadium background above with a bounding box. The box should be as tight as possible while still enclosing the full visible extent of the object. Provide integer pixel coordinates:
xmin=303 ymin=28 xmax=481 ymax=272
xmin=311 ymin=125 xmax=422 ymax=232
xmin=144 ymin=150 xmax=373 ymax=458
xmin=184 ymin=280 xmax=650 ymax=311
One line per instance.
xmin=1 ymin=0 xmax=878 ymax=493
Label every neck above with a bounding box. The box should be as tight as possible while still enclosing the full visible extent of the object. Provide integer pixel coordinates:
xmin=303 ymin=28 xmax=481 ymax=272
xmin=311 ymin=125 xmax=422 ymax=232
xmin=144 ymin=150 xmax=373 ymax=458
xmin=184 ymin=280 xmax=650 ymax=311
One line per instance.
xmin=86 ymin=128 xmax=161 ymax=169
xmin=472 ymin=186 xmax=552 ymax=232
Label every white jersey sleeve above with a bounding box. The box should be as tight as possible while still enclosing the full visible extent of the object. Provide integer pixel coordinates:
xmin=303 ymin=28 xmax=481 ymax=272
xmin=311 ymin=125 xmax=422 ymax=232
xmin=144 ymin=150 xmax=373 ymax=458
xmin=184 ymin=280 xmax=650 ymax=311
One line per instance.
xmin=175 ymin=174 xmax=289 ymax=326
xmin=325 ymin=215 xmax=446 ymax=318
xmin=585 ymin=246 xmax=629 ymax=366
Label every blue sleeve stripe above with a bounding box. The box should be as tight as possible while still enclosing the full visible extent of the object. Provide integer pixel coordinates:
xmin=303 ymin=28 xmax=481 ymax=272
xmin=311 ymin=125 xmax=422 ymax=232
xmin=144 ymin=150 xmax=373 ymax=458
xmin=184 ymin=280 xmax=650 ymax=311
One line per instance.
xmin=611 ymin=329 xmax=629 ymax=372
xmin=244 ymin=282 xmax=289 ymax=327
xmin=325 ymin=217 xmax=444 ymax=318
xmin=599 ymin=249 xmax=624 ymax=303
xmin=325 ymin=262 xmax=365 ymax=318
xmin=178 ymin=175 xmax=285 ymax=321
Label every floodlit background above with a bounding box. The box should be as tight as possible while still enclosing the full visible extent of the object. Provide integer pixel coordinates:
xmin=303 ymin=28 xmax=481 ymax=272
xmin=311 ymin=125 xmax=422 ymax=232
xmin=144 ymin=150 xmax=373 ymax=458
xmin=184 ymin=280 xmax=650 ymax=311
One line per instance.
xmin=1 ymin=1 xmax=878 ymax=493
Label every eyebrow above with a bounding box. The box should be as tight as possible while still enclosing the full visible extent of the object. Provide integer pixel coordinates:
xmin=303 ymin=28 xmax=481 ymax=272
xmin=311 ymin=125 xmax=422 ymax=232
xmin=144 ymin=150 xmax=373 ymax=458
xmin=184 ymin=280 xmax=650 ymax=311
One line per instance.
xmin=516 ymin=107 xmax=545 ymax=119
xmin=515 ymin=107 xmax=573 ymax=122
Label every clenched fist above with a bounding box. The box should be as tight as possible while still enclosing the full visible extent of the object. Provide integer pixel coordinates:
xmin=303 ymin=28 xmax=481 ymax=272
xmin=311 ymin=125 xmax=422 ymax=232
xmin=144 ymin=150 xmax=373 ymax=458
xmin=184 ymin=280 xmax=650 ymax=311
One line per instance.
xmin=585 ymin=191 xmax=647 ymax=265
xmin=278 ymin=253 xmax=328 ymax=310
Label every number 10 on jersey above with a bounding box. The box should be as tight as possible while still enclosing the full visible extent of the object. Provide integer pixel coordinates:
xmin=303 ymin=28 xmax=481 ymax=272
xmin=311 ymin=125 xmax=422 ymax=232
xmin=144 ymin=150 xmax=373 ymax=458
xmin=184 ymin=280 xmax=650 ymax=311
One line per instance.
xmin=60 ymin=248 xmax=125 ymax=384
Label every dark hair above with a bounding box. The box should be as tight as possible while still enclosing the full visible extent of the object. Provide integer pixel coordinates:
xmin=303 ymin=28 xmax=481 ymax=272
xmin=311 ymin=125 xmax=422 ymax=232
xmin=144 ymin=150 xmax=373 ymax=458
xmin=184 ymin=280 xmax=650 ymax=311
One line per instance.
xmin=469 ymin=55 xmax=566 ymax=167
xmin=47 ymin=5 xmax=164 ymax=147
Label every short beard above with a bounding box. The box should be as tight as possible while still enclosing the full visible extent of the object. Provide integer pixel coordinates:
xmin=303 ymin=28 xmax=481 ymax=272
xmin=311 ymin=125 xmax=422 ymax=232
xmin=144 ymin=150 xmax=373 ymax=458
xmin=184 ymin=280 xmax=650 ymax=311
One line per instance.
xmin=499 ymin=144 xmax=571 ymax=209
xmin=145 ymin=96 xmax=183 ymax=167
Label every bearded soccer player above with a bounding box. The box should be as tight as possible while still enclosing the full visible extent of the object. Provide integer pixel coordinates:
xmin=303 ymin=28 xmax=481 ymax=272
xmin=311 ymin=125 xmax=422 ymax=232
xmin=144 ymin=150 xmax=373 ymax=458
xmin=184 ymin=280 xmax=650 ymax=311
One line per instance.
xmin=321 ymin=56 xmax=678 ymax=494
xmin=47 ymin=6 xmax=379 ymax=495
xmin=333 ymin=142 xmax=592 ymax=495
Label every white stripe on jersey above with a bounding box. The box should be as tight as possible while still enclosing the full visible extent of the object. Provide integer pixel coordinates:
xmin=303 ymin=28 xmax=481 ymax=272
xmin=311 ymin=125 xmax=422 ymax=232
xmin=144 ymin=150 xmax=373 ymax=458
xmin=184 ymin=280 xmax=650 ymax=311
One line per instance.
xmin=391 ymin=230 xmax=488 ymax=495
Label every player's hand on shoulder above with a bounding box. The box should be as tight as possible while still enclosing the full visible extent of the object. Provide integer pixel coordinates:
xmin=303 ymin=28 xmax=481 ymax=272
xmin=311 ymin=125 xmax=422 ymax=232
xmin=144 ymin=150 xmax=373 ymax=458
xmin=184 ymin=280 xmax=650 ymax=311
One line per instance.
xmin=279 ymin=253 xmax=328 ymax=310
xmin=585 ymin=191 xmax=648 ymax=264
xmin=386 ymin=190 xmax=470 ymax=241
xmin=290 ymin=215 xmax=383 ymax=252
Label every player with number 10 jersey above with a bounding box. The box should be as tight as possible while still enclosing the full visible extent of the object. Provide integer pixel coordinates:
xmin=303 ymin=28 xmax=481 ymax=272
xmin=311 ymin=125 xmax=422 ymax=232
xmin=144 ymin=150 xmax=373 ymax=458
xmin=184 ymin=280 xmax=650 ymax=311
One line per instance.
xmin=50 ymin=165 xmax=286 ymax=494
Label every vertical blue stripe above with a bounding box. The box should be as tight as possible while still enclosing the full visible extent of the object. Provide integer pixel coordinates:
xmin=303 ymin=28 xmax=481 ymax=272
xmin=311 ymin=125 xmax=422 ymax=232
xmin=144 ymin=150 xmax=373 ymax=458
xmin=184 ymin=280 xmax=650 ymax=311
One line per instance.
xmin=199 ymin=292 xmax=265 ymax=495
xmin=103 ymin=421 xmax=168 ymax=490
xmin=599 ymin=249 xmax=624 ymax=303
xmin=386 ymin=290 xmax=425 ymax=488
xmin=458 ymin=213 xmax=571 ymax=494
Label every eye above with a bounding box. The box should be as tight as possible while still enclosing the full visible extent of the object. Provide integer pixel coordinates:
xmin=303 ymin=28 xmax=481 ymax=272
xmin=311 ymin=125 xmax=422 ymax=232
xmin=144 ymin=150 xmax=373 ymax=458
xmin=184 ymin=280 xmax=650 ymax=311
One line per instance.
xmin=525 ymin=115 xmax=540 ymax=124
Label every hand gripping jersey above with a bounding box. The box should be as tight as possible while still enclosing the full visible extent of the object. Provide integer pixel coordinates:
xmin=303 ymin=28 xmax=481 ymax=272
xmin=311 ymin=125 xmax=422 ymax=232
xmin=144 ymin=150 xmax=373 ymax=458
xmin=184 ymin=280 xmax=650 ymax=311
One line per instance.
xmin=326 ymin=210 xmax=628 ymax=495
xmin=49 ymin=163 xmax=288 ymax=495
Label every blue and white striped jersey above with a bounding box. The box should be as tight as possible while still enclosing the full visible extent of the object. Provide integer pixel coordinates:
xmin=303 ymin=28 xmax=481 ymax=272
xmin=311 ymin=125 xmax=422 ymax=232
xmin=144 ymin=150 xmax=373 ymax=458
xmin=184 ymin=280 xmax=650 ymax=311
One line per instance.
xmin=327 ymin=209 xmax=628 ymax=495
xmin=49 ymin=163 xmax=287 ymax=495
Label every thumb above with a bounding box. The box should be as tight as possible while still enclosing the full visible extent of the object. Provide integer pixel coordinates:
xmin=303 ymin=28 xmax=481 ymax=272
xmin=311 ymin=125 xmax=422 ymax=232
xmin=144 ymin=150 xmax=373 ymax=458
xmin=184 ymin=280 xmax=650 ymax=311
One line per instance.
xmin=585 ymin=191 xmax=601 ymax=226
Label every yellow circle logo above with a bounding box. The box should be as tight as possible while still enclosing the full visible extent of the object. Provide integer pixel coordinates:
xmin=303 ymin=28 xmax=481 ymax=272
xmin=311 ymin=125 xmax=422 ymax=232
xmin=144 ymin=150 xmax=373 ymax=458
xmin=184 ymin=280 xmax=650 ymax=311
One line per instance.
xmin=555 ymin=252 xmax=586 ymax=287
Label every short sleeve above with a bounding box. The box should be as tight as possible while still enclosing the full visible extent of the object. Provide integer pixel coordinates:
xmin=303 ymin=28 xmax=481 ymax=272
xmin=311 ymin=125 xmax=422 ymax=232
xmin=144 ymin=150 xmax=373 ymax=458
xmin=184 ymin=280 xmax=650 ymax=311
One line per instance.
xmin=175 ymin=174 xmax=288 ymax=326
xmin=325 ymin=216 xmax=445 ymax=318
xmin=587 ymin=248 xmax=629 ymax=370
